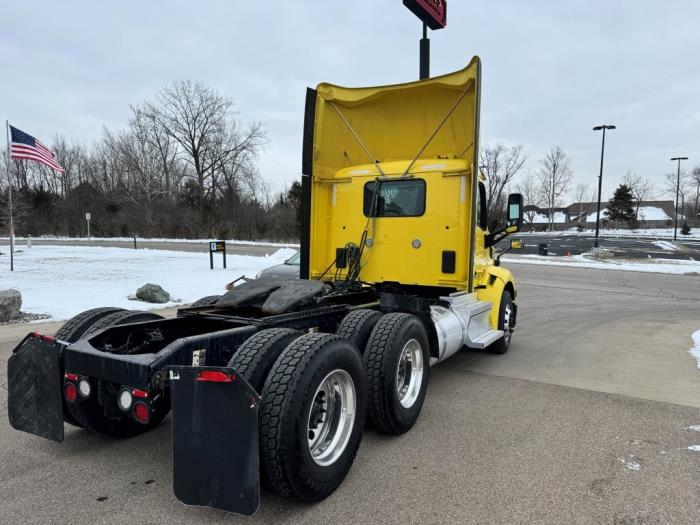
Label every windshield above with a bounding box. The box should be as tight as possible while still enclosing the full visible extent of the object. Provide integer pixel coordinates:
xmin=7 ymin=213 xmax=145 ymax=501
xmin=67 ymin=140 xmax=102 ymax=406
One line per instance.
xmin=285 ymin=252 xmax=301 ymax=265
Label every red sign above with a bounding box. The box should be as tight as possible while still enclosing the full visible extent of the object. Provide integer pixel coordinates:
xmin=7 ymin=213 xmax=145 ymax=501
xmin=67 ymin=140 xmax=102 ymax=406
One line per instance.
xmin=403 ymin=0 xmax=447 ymax=30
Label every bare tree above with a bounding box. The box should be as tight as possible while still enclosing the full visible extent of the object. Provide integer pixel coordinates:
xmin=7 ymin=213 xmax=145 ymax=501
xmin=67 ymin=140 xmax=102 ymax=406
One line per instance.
xmin=536 ymin=146 xmax=573 ymax=231
xmin=516 ymin=172 xmax=544 ymax=225
xmin=689 ymin=165 xmax=700 ymax=223
xmin=480 ymin=144 xmax=527 ymax=220
xmin=572 ymin=182 xmax=591 ymax=224
xmin=665 ymin=170 xmax=692 ymax=222
xmin=145 ymin=80 xmax=266 ymax=207
xmin=622 ymin=170 xmax=655 ymax=219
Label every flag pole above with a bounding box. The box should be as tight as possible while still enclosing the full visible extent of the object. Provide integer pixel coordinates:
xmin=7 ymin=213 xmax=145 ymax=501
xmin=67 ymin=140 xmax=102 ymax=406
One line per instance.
xmin=5 ymin=120 xmax=14 ymax=271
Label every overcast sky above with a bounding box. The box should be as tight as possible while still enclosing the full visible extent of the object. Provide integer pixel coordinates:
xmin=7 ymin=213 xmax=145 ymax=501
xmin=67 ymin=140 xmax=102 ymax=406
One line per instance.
xmin=2 ymin=1 xmax=699 ymax=202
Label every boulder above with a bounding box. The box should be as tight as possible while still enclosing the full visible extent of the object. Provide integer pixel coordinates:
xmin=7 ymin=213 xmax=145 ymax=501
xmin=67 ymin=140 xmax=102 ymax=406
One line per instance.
xmin=0 ymin=289 xmax=22 ymax=321
xmin=135 ymin=283 xmax=171 ymax=304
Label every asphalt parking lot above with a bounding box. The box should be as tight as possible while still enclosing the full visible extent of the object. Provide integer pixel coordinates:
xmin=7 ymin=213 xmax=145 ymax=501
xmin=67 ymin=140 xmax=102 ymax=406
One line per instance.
xmin=497 ymin=233 xmax=700 ymax=261
xmin=1 ymin=264 xmax=699 ymax=524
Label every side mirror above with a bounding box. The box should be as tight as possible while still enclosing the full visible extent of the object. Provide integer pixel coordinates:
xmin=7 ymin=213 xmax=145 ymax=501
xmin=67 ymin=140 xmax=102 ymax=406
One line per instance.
xmin=507 ymin=193 xmax=524 ymax=230
xmin=510 ymin=239 xmax=523 ymax=250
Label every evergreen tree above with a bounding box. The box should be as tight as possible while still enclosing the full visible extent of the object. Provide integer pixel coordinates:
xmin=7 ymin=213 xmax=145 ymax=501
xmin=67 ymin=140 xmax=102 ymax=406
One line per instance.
xmin=604 ymin=184 xmax=636 ymax=224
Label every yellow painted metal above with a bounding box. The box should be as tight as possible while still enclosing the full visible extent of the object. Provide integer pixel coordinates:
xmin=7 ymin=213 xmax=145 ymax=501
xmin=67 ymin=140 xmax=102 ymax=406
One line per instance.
xmin=309 ymin=59 xmax=480 ymax=288
xmin=307 ymin=57 xmax=517 ymax=329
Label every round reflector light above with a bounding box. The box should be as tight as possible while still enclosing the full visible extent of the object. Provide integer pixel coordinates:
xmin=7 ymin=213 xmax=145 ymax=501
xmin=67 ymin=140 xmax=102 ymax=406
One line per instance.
xmin=64 ymin=382 xmax=78 ymax=402
xmin=78 ymin=379 xmax=91 ymax=398
xmin=133 ymin=402 xmax=150 ymax=424
xmin=118 ymin=390 xmax=133 ymax=411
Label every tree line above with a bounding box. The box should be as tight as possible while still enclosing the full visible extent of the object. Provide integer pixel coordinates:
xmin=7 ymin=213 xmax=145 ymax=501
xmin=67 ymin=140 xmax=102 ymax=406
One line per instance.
xmin=481 ymin=142 xmax=700 ymax=230
xmin=1 ymin=80 xmax=301 ymax=242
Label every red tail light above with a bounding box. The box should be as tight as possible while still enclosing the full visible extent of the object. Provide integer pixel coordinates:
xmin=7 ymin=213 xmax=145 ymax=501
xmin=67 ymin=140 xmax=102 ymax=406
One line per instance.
xmin=33 ymin=332 xmax=56 ymax=343
xmin=133 ymin=401 xmax=150 ymax=424
xmin=64 ymin=373 xmax=79 ymax=381
xmin=197 ymin=370 xmax=235 ymax=383
xmin=64 ymin=382 xmax=78 ymax=402
xmin=132 ymin=389 xmax=148 ymax=399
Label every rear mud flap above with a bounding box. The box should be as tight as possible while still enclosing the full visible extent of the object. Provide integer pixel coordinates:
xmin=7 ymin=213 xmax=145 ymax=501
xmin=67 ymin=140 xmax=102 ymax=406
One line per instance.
xmin=7 ymin=334 xmax=64 ymax=442
xmin=169 ymin=366 xmax=260 ymax=516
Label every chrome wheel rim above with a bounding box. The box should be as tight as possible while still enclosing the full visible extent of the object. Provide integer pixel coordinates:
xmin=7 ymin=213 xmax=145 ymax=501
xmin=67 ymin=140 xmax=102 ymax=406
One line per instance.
xmin=396 ymin=339 xmax=424 ymax=409
xmin=503 ymin=302 xmax=513 ymax=344
xmin=307 ymin=369 xmax=356 ymax=467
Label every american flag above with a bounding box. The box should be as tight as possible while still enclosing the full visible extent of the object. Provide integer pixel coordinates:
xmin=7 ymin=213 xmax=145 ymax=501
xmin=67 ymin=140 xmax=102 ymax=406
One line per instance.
xmin=10 ymin=125 xmax=65 ymax=172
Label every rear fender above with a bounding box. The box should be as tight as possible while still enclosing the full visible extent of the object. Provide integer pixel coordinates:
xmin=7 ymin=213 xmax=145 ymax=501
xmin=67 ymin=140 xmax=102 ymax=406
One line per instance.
xmin=169 ymin=365 xmax=260 ymax=516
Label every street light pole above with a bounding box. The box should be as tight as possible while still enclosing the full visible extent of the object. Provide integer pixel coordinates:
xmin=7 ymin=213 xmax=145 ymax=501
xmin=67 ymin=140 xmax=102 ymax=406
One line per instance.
xmin=419 ymin=22 xmax=430 ymax=79
xmin=592 ymin=125 xmax=616 ymax=248
xmin=670 ymin=156 xmax=688 ymax=241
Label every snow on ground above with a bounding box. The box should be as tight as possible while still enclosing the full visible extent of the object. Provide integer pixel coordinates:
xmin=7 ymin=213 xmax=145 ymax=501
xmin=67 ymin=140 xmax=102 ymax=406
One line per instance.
xmin=525 ymin=212 xmax=567 ymax=224
xmin=0 ymin=235 xmax=300 ymax=247
xmin=501 ymin=254 xmax=700 ymax=275
xmin=688 ymin=446 xmax=700 ymax=452
xmin=518 ymin=228 xmax=700 ymax=239
xmin=652 ymin=240 xmax=679 ymax=251
xmin=688 ymin=425 xmax=700 ymax=432
xmin=689 ymin=330 xmax=700 ymax=371
xmin=0 ymin=245 xmax=296 ymax=321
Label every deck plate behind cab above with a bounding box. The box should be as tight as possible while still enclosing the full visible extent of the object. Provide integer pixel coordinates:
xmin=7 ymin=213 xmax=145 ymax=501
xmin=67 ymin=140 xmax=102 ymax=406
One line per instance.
xmin=170 ymin=366 xmax=260 ymax=515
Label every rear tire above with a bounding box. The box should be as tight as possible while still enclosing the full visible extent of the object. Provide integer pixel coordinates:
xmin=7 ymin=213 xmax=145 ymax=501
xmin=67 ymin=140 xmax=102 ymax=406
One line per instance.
xmin=189 ymin=295 xmax=221 ymax=307
xmin=487 ymin=290 xmax=514 ymax=355
xmin=66 ymin=310 xmax=167 ymax=438
xmin=259 ymin=333 xmax=365 ymax=501
xmin=54 ymin=307 xmax=125 ymax=427
xmin=335 ymin=309 xmax=383 ymax=354
xmin=363 ymin=313 xmax=430 ymax=435
xmin=227 ymin=328 xmax=302 ymax=392
xmin=85 ymin=310 xmax=163 ymax=337
xmin=55 ymin=307 xmax=125 ymax=343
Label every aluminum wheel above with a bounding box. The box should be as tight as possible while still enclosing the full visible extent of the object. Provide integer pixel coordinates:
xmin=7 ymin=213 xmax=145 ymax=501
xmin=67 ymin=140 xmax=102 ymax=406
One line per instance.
xmin=395 ymin=338 xmax=424 ymax=409
xmin=503 ymin=302 xmax=513 ymax=344
xmin=307 ymin=369 xmax=356 ymax=467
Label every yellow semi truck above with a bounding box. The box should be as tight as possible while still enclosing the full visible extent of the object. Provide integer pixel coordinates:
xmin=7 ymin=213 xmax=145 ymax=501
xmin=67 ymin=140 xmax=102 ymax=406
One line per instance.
xmin=8 ymin=57 xmax=522 ymax=515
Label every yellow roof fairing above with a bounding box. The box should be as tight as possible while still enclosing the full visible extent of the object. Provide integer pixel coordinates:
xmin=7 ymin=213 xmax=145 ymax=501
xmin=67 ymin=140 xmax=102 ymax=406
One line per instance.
xmin=311 ymin=57 xmax=481 ymax=182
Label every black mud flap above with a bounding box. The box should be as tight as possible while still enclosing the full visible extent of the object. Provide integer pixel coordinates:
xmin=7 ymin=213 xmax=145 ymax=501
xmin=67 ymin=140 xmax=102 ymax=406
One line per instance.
xmin=169 ymin=366 xmax=260 ymax=516
xmin=7 ymin=334 xmax=64 ymax=442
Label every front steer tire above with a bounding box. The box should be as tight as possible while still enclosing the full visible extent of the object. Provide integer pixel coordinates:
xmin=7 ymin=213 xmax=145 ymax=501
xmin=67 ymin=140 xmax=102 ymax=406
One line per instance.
xmin=487 ymin=290 xmax=514 ymax=355
xmin=259 ymin=333 xmax=366 ymax=502
xmin=65 ymin=310 xmax=167 ymax=438
xmin=364 ymin=313 xmax=430 ymax=435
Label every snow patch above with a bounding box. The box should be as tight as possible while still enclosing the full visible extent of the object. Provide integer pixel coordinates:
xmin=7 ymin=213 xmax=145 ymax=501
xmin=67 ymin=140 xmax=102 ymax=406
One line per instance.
xmin=0 ymin=245 xmax=296 ymax=320
xmin=690 ymin=330 xmax=700 ymax=370
xmin=652 ymin=240 xmax=678 ymax=251
xmin=624 ymin=461 xmax=640 ymax=471
xmin=2 ymin=235 xmax=300 ymax=248
xmin=686 ymin=425 xmax=700 ymax=432
xmin=637 ymin=206 xmax=672 ymax=221
xmin=525 ymin=211 xmax=567 ymax=224
xmin=502 ymin=254 xmax=700 ymax=275
xmin=687 ymin=445 xmax=700 ymax=452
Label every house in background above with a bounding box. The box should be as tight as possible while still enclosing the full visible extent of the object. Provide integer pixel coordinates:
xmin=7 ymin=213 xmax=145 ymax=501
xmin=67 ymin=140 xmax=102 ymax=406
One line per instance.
xmin=523 ymin=200 xmax=677 ymax=230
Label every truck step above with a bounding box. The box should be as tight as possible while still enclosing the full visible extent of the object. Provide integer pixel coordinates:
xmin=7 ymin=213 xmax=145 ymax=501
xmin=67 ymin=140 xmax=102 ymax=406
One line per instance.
xmin=469 ymin=329 xmax=504 ymax=349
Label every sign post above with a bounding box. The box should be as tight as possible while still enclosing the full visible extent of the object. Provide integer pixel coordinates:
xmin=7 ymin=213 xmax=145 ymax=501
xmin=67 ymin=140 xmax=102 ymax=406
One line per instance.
xmin=403 ymin=0 xmax=447 ymax=79
xmin=209 ymin=241 xmax=227 ymax=270
xmin=85 ymin=212 xmax=91 ymax=247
